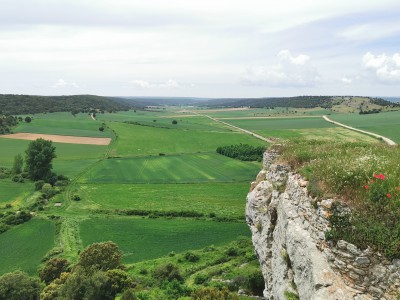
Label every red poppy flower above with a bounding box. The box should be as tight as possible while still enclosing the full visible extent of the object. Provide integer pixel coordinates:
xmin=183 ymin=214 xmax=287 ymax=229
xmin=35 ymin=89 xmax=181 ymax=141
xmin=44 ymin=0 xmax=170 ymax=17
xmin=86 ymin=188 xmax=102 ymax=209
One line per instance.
xmin=379 ymin=174 xmax=385 ymax=180
xmin=387 ymin=193 xmax=392 ymax=198
xmin=364 ymin=185 xmax=369 ymax=189
xmin=373 ymin=174 xmax=379 ymax=179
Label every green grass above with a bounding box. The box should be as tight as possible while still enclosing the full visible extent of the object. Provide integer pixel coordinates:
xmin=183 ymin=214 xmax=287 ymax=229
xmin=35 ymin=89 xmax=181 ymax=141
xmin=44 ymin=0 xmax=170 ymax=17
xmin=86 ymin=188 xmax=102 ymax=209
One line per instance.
xmin=224 ymin=117 xmax=333 ymax=131
xmin=330 ymin=111 xmax=400 ymax=143
xmin=16 ymin=112 xmax=112 ymax=137
xmin=108 ymin=122 xmax=266 ymax=157
xmin=0 ymin=180 xmax=34 ymax=206
xmin=0 ymin=139 xmax=30 ymax=167
xmin=0 ymin=218 xmax=56 ymax=275
xmin=78 ymin=153 xmax=260 ymax=184
xmin=79 ymin=217 xmax=250 ymax=263
xmin=72 ymin=182 xmax=250 ymax=217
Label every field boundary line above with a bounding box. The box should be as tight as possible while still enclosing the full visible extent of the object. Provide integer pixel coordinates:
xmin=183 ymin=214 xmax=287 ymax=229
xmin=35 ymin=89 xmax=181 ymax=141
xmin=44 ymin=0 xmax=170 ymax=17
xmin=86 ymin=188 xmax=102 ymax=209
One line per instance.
xmin=322 ymin=115 xmax=397 ymax=146
xmin=204 ymin=114 xmax=273 ymax=143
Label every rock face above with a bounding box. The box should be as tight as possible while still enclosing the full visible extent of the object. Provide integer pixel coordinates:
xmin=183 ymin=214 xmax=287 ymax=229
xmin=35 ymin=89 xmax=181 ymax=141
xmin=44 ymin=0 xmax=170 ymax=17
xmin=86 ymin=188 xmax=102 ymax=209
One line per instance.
xmin=246 ymin=151 xmax=400 ymax=300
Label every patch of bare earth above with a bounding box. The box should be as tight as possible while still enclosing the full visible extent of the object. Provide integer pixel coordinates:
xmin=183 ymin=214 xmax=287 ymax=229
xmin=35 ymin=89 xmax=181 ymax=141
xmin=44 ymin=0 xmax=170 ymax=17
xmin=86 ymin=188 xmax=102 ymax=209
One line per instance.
xmin=0 ymin=133 xmax=111 ymax=145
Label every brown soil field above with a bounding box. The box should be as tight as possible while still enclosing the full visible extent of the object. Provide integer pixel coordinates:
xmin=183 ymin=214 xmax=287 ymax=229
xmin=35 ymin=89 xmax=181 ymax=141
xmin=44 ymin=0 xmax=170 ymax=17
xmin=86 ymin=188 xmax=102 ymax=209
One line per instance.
xmin=0 ymin=133 xmax=111 ymax=145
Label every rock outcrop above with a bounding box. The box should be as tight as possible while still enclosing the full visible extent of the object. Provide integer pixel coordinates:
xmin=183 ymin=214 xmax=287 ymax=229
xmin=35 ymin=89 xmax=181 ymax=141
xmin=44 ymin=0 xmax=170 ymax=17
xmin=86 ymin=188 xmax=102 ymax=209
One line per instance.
xmin=246 ymin=151 xmax=400 ymax=300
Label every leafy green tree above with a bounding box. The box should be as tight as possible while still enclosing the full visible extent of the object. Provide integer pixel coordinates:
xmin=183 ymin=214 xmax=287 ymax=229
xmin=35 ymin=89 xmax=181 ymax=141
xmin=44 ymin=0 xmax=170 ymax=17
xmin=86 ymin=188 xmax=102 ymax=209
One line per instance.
xmin=25 ymin=138 xmax=56 ymax=180
xmin=24 ymin=116 xmax=32 ymax=123
xmin=41 ymin=183 xmax=55 ymax=199
xmin=78 ymin=241 xmax=122 ymax=272
xmin=39 ymin=257 xmax=70 ymax=285
xmin=0 ymin=271 xmax=42 ymax=300
xmin=12 ymin=154 xmax=23 ymax=174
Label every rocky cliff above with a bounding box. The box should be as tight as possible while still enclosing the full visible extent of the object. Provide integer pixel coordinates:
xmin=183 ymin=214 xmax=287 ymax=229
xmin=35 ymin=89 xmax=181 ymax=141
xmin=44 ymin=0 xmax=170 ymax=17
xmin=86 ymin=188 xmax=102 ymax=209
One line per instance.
xmin=246 ymin=151 xmax=400 ymax=300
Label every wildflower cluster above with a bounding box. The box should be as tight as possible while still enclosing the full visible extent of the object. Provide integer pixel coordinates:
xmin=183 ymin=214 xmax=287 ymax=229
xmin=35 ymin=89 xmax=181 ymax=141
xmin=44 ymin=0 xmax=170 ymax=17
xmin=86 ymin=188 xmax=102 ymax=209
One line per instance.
xmin=364 ymin=173 xmax=400 ymax=207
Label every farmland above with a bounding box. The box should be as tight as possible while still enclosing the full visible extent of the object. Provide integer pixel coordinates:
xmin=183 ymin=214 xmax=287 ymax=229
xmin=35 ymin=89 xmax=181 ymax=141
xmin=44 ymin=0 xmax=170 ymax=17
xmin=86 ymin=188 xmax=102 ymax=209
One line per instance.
xmin=80 ymin=217 xmax=250 ymax=263
xmin=0 ymin=218 xmax=55 ymax=275
xmin=79 ymin=153 xmax=260 ymax=184
xmin=330 ymin=111 xmax=400 ymax=143
xmin=73 ymin=182 xmax=249 ymax=217
xmin=0 ymin=103 xmax=394 ymax=298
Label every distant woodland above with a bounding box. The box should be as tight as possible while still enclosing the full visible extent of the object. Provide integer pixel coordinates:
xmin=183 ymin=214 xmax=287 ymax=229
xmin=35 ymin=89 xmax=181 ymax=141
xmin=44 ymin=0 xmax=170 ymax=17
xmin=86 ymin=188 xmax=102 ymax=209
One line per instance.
xmin=0 ymin=94 xmax=131 ymax=115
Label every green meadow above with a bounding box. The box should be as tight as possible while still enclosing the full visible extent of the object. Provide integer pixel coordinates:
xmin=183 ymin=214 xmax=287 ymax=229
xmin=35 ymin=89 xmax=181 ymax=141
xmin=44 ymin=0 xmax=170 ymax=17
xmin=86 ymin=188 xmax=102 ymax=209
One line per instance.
xmin=74 ymin=182 xmax=249 ymax=217
xmin=0 ymin=180 xmax=34 ymax=206
xmin=0 ymin=218 xmax=55 ymax=275
xmin=16 ymin=112 xmax=112 ymax=137
xmin=78 ymin=153 xmax=260 ymax=184
xmin=79 ymin=217 xmax=250 ymax=263
xmin=109 ymin=121 xmax=266 ymax=157
xmin=330 ymin=111 xmax=400 ymax=143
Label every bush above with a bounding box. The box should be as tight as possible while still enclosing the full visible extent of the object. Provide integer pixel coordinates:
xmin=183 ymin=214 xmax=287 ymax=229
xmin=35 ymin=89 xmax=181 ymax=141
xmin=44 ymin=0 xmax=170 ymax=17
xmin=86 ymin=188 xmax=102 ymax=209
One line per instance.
xmin=152 ymin=263 xmax=183 ymax=282
xmin=11 ymin=174 xmax=24 ymax=183
xmin=216 ymin=144 xmax=264 ymax=161
xmin=72 ymin=194 xmax=81 ymax=201
xmin=0 ymin=271 xmax=41 ymax=300
xmin=35 ymin=180 xmax=45 ymax=191
xmin=172 ymin=120 xmax=178 ymax=125
xmin=39 ymin=258 xmax=70 ymax=284
xmin=184 ymin=251 xmax=200 ymax=262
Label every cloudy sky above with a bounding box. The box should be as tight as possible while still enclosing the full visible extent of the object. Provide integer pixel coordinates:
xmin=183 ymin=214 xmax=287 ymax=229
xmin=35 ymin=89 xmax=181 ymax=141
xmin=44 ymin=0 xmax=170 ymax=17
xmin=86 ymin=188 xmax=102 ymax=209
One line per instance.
xmin=1 ymin=0 xmax=400 ymax=97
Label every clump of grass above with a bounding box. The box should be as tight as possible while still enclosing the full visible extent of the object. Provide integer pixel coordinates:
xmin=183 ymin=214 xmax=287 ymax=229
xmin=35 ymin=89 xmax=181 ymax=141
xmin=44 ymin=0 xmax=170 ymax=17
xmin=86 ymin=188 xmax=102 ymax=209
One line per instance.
xmin=279 ymin=139 xmax=400 ymax=259
xmin=284 ymin=290 xmax=299 ymax=300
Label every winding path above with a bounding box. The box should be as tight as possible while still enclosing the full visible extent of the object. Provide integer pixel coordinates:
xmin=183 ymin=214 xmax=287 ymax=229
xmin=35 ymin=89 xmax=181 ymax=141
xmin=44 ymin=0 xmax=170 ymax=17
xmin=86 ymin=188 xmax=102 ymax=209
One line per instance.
xmin=322 ymin=115 xmax=397 ymax=146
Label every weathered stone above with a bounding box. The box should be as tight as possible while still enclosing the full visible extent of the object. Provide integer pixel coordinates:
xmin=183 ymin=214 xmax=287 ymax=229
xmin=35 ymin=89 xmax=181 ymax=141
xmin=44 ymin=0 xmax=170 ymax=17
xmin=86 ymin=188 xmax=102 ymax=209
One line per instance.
xmin=320 ymin=199 xmax=333 ymax=209
xmin=349 ymin=271 xmax=360 ymax=281
xmin=368 ymin=286 xmax=383 ymax=297
xmin=337 ymin=250 xmax=355 ymax=259
xmin=299 ymin=180 xmax=308 ymax=187
xmin=355 ymin=256 xmax=370 ymax=266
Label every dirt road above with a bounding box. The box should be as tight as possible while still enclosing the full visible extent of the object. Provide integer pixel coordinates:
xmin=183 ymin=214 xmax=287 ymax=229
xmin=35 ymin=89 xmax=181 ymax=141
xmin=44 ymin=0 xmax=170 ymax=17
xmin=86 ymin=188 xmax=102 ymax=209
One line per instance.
xmin=322 ymin=115 xmax=396 ymax=146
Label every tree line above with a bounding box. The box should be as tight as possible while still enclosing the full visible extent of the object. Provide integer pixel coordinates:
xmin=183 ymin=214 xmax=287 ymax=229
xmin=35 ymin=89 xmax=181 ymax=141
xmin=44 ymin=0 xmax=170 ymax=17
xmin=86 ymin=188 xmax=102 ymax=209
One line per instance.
xmin=216 ymin=144 xmax=265 ymax=162
xmin=0 ymin=94 xmax=130 ymax=115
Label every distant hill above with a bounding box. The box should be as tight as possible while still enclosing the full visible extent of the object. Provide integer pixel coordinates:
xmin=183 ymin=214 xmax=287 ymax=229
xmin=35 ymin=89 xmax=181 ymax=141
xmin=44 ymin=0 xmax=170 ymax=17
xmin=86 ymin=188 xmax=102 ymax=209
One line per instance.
xmin=118 ymin=96 xmax=211 ymax=107
xmin=0 ymin=94 xmax=132 ymax=115
xmin=198 ymin=96 xmax=398 ymax=109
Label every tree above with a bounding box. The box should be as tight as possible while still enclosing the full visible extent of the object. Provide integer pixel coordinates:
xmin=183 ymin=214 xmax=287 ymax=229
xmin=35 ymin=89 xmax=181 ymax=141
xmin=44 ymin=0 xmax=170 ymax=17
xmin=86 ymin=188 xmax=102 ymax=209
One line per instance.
xmin=0 ymin=271 xmax=42 ymax=300
xmin=172 ymin=120 xmax=178 ymax=125
xmin=121 ymin=288 xmax=137 ymax=300
xmin=12 ymin=153 xmax=23 ymax=174
xmin=99 ymin=126 xmax=105 ymax=132
xmin=24 ymin=116 xmax=32 ymax=123
xmin=78 ymin=241 xmax=122 ymax=272
xmin=39 ymin=258 xmax=70 ymax=285
xmin=25 ymin=138 xmax=56 ymax=180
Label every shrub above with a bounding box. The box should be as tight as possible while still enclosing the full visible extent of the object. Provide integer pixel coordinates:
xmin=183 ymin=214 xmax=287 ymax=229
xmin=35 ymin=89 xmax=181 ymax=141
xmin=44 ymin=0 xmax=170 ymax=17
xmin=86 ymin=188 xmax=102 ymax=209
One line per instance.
xmin=39 ymin=258 xmax=70 ymax=284
xmin=172 ymin=120 xmax=178 ymax=124
xmin=152 ymin=263 xmax=183 ymax=282
xmin=184 ymin=251 xmax=200 ymax=262
xmin=35 ymin=180 xmax=45 ymax=191
xmin=72 ymin=194 xmax=81 ymax=201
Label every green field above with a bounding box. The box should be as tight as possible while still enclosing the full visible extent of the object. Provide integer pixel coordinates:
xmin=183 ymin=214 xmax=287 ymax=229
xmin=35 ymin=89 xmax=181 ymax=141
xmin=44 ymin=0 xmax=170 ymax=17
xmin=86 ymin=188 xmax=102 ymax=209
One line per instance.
xmin=79 ymin=153 xmax=260 ymax=184
xmin=16 ymin=112 xmax=112 ymax=137
xmin=0 ymin=180 xmax=34 ymax=206
xmin=80 ymin=217 xmax=250 ymax=263
xmin=73 ymin=182 xmax=249 ymax=217
xmin=0 ymin=218 xmax=55 ymax=275
xmin=108 ymin=121 xmax=266 ymax=157
xmin=330 ymin=111 xmax=400 ymax=143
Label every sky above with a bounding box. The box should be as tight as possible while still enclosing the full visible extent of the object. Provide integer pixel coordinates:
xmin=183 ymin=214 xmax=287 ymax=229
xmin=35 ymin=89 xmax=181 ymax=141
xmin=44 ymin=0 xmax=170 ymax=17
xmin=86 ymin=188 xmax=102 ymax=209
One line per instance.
xmin=0 ymin=0 xmax=400 ymax=97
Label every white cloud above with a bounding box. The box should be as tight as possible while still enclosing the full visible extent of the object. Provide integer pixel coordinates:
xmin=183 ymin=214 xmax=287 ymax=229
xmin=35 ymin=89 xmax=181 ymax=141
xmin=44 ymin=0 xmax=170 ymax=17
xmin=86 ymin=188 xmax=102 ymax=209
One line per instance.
xmin=362 ymin=52 xmax=400 ymax=83
xmin=132 ymin=79 xmax=180 ymax=89
xmin=53 ymin=79 xmax=79 ymax=88
xmin=241 ymin=50 xmax=319 ymax=87
xmin=341 ymin=77 xmax=353 ymax=84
